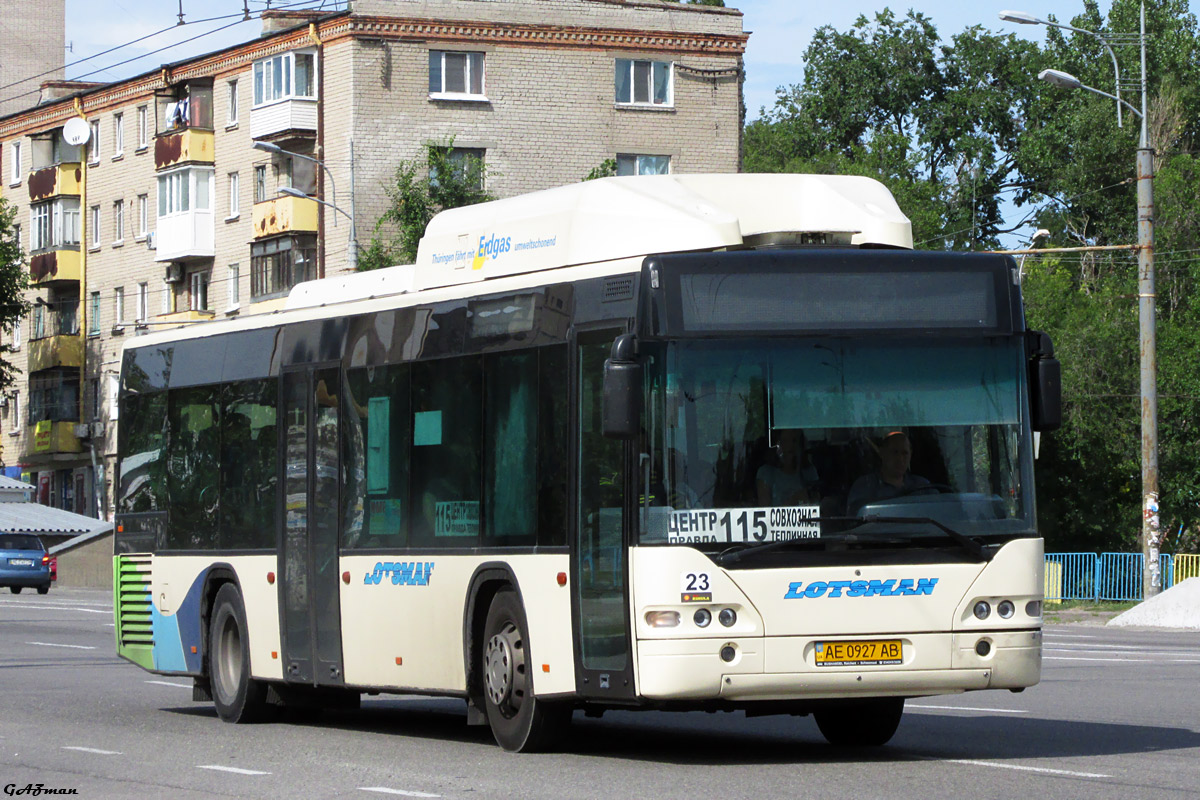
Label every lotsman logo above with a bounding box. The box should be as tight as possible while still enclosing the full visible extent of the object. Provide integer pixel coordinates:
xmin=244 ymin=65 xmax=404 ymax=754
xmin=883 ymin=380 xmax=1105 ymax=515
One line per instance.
xmin=471 ymin=232 xmax=512 ymax=270
xmin=783 ymin=578 xmax=938 ymax=599
xmin=363 ymin=561 xmax=435 ymax=587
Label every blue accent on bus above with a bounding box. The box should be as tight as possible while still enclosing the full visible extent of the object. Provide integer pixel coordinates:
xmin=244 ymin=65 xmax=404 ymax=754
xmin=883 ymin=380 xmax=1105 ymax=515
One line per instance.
xmin=151 ymin=571 xmax=208 ymax=674
xmin=363 ymin=561 xmax=435 ymax=586
xmin=784 ymin=578 xmax=938 ymax=599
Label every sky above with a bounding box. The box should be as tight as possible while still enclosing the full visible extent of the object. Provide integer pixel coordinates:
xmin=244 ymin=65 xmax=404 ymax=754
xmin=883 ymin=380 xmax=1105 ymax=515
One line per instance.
xmin=54 ymin=0 xmax=1200 ymax=245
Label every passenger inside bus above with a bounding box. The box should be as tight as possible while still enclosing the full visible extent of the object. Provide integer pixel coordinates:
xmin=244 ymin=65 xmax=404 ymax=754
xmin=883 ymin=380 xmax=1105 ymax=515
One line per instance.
xmin=845 ymin=431 xmax=934 ymax=516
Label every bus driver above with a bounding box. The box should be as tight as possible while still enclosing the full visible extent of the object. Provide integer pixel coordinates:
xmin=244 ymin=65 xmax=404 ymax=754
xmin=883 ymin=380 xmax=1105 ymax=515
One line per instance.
xmin=846 ymin=431 xmax=932 ymax=516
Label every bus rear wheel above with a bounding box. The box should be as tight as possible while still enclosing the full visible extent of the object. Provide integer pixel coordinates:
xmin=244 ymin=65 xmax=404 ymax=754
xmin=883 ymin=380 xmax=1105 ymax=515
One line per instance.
xmin=814 ymin=698 xmax=904 ymax=746
xmin=481 ymin=590 xmax=571 ymax=752
xmin=209 ymin=583 xmax=269 ymax=723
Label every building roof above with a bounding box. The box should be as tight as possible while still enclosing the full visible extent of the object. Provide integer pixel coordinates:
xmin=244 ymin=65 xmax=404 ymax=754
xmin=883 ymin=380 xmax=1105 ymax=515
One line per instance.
xmin=0 ymin=475 xmax=34 ymax=493
xmin=0 ymin=502 xmax=113 ymax=537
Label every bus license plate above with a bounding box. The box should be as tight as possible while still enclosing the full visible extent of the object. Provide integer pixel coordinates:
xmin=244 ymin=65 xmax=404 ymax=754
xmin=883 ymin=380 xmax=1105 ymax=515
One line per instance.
xmin=814 ymin=640 xmax=903 ymax=667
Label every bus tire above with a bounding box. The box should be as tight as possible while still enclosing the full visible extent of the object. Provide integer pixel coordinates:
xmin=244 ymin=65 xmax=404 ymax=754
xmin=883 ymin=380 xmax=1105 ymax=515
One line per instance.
xmin=814 ymin=698 xmax=904 ymax=746
xmin=209 ymin=583 xmax=269 ymax=723
xmin=481 ymin=589 xmax=571 ymax=752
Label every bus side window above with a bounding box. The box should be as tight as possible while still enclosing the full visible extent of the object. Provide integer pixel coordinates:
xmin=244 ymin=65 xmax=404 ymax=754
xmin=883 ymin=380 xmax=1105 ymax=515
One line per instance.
xmin=343 ymin=363 xmax=410 ymax=549
xmin=484 ymin=351 xmax=537 ymax=547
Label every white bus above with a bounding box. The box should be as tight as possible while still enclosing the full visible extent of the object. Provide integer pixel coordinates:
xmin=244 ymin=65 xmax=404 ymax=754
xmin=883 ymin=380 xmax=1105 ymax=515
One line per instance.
xmin=114 ymin=174 xmax=1060 ymax=751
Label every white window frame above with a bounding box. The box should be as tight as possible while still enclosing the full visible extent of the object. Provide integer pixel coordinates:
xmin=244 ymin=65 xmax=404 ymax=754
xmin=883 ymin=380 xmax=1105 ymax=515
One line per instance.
xmin=112 ymin=113 xmax=124 ymax=158
xmin=29 ymin=199 xmax=80 ymax=251
xmin=615 ymin=58 xmax=673 ymax=107
xmin=227 ymin=79 xmax=239 ymax=125
xmin=161 ymin=280 xmax=172 ymax=315
xmin=112 ymin=199 xmax=124 ymax=245
xmin=10 ymin=320 xmax=21 ymax=350
xmin=136 ymin=106 xmax=148 ymax=149
xmin=88 ymin=120 xmax=101 ymax=164
xmin=114 ymin=286 xmax=125 ymax=324
xmin=190 ymin=270 xmax=209 ymax=312
xmin=157 ymin=166 xmax=213 ymax=218
xmin=89 ymin=205 xmax=100 ymax=248
xmin=228 ymin=263 xmax=240 ymax=310
xmin=227 ymin=172 xmax=240 ymax=219
xmin=617 ymin=153 xmax=671 ymax=176
xmin=137 ymin=194 xmax=148 ymax=239
xmin=428 ymin=50 xmax=486 ymax=101
xmin=8 ymin=392 xmax=18 ymax=434
xmin=252 ymin=50 xmax=317 ymax=107
xmin=89 ymin=292 xmax=100 ymax=335
xmin=8 ymin=141 xmax=20 ymax=185
xmin=137 ymin=282 xmax=148 ymax=323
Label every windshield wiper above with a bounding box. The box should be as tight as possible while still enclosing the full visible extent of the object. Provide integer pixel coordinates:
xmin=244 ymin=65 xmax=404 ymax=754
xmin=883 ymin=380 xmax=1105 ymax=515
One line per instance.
xmin=859 ymin=515 xmax=992 ymax=561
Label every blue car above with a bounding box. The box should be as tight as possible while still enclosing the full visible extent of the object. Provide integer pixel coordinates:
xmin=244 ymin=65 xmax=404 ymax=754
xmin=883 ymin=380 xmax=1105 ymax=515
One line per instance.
xmin=0 ymin=533 xmax=51 ymax=595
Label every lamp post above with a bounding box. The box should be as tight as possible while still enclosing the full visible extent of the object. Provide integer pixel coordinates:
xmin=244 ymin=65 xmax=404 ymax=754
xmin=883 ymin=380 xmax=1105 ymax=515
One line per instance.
xmin=252 ymin=140 xmax=358 ymax=271
xmin=1004 ymin=4 xmax=1160 ymax=598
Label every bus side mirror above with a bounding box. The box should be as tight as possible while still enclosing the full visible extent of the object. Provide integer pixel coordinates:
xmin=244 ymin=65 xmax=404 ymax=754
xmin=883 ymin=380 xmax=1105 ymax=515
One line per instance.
xmin=1028 ymin=330 xmax=1062 ymax=432
xmin=602 ymin=334 xmax=641 ymax=439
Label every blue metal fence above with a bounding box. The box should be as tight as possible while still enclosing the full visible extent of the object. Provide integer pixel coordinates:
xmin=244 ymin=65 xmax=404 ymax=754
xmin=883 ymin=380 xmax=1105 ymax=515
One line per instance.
xmin=1045 ymin=551 xmax=1179 ymax=602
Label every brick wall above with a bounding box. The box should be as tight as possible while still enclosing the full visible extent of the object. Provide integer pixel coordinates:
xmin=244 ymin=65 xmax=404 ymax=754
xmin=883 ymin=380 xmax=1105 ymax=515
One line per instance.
xmin=0 ymin=0 xmax=65 ymax=117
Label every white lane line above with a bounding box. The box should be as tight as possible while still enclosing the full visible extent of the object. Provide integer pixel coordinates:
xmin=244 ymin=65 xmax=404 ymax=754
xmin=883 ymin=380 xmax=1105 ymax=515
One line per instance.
xmin=197 ymin=765 xmax=272 ymax=776
xmin=1043 ymin=633 xmax=1100 ymax=639
xmin=1045 ymin=655 xmax=1200 ymax=663
xmin=26 ymin=641 xmax=96 ymax=650
xmin=11 ymin=604 xmax=109 ymax=614
xmin=146 ymin=680 xmax=191 ymax=689
xmin=909 ymin=704 xmax=1027 ymax=714
xmin=1047 ymin=647 xmax=1200 ymax=658
xmin=63 ymin=746 xmax=123 ymax=755
xmin=359 ymin=789 xmax=441 ymax=798
xmin=945 ymin=758 xmax=1110 ymax=778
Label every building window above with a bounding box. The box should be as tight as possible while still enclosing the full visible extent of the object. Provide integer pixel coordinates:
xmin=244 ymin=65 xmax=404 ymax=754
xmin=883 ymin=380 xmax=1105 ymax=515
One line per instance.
xmin=89 ymin=292 xmax=100 ymax=335
xmin=90 ymin=205 xmax=100 ymax=248
xmin=617 ymin=154 xmax=670 ymax=176
xmin=12 ymin=223 xmax=19 ymax=257
xmin=157 ymin=167 xmax=212 ymax=217
xmin=90 ymin=378 xmax=100 ymax=421
xmin=31 ymin=304 xmax=45 ymax=340
xmin=11 ymin=319 xmax=20 ymax=349
xmin=9 ymin=393 xmax=18 ymax=433
xmin=157 ymin=82 xmax=214 ymax=133
xmin=162 ymin=280 xmax=172 ymax=314
xmin=114 ymin=287 xmax=125 ymax=324
xmin=8 ymin=141 xmax=20 ymax=185
xmin=28 ymin=371 xmax=80 ymax=425
xmin=251 ymin=234 xmax=316 ymax=299
xmin=88 ymin=120 xmax=100 ymax=163
xmin=190 ymin=271 xmax=209 ymax=311
xmin=228 ymin=172 xmax=240 ymax=218
xmin=252 ymin=51 xmax=316 ymax=106
xmin=254 ymin=165 xmax=266 ymax=203
xmin=137 ymin=282 xmax=149 ymax=322
xmin=428 ymin=50 xmax=485 ymax=99
xmin=137 ymin=106 xmax=148 ymax=149
xmin=228 ymin=263 xmax=240 ymax=308
xmin=137 ymin=194 xmax=148 ymax=238
xmin=615 ymin=59 xmax=673 ymax=106
xmin=29 ymin=199 xmax=80 ymax=251
xmin=113 ymin=113 xmax=124 ymax=157
xmin=227 ymin=79 xmax=239 ymax=124
xmin=112 ymin=200 xmax=124 ymax=244
xmin=430 ymin=147 xmax=486 ymax=191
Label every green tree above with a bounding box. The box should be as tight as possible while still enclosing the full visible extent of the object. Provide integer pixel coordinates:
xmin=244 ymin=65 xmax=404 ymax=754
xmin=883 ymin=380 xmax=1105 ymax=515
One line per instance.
xmin=0 ymin=198 xmax=30 ymax=392
xmin=359 ymin=140 xmax=493 ymax=270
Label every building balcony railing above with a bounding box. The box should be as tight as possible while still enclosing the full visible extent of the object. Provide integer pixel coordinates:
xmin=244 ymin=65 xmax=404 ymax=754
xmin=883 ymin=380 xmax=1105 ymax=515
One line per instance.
xmin=29 ymin=248 xmax=81 ymax=285
xmin=250 ymin=98 xmax=317 ymax=140
xmin=154 ymin=210 xmax=215 ymax=262
xmin=28 ymin=333 xmax=83 ymax=373
xmin=155 ymin=308 xmax=216 ymax=326
xmin=27 ymin=163 xmax=81 ymax=202
xmin=252 ymin=196 xmax=318 ymax=238
xmin=154 ymin=128 xmax=214 ymax=170
xmin=28 ymin=419 xmax=82 ymax=455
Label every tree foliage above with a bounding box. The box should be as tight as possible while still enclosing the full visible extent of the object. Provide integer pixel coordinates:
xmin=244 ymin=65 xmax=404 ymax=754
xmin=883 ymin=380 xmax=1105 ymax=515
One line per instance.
xmin=0 ymin=198 xmax=30 ymax=392
xmin=746 ymin=1 xmax=1200 ymax=553
xmin=359 ymin=140 xmax=493 ymax=270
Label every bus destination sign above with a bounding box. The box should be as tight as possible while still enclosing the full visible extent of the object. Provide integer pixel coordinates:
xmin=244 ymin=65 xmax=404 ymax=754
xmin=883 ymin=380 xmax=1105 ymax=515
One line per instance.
xmin=665 ymin=507 xmax=820 ymax=544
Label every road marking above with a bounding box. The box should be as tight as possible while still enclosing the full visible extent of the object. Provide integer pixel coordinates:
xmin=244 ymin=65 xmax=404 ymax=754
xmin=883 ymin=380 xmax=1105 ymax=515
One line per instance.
xmin=146 ymin=680 xmax=192 ymax=689
xmin=1047 ymin=646 xmax=1200 ymax=657
xmin=1046 ymin=654 xmax=1200 ymax=663
xmin=198 ymin=765 xmax=272 ymax=775
xmin=909 ymin=704 xmax=1027 ymax=714
xmin=10 ymin=604 xmax=109 ymax=614
xmin=945 ymin=758 xmax=1110 ymax=778
xmin=63 ymin=746 xmax=122 ymax=755
xmin=359 ymin=789 xmax=441 ymax=798
xmin=26 ymin=641 xmax=96 ymax=650
xmin=1043 ymin=633 xmax=1099 ymax=639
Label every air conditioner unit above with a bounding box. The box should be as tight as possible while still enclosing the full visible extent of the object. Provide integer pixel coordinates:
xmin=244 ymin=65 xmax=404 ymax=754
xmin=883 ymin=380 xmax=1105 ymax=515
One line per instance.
xmin=73 ymin=423 xmax=90 ymax=438
xmin=146 ymin=231 xmax=156 ymax=250
xmin=165 ymin=263 xmax=184 ymax=283
xmin=90 ymin=421 xmax=105 ymax=438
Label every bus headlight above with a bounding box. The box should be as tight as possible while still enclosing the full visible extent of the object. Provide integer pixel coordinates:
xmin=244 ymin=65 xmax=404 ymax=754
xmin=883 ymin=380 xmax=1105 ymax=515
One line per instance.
xmin=1025 ymin=600 xmax=1042 ymax=618
xmin=997 ymin=600 xmax=1015 ymax=619
xmin=645 ymin=611 xmax=680 ymax=628
xmin=693 ymin=608 xmax=712 ymax=628
xmin=973 ymin=601 xmax=991 ymax=620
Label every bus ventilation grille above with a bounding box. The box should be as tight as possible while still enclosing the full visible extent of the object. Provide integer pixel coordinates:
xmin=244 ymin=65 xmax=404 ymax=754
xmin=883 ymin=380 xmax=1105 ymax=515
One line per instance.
xmin=603 ymin=276 xmax=635 ymax=303
xmin=116 ymin=555 xmax=154 ymax=649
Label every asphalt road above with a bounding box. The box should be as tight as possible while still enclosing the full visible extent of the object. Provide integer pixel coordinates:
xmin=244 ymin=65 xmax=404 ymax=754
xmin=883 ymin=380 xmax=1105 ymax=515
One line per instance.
xmin=2 ymin=588 xmax=1198 ymax=799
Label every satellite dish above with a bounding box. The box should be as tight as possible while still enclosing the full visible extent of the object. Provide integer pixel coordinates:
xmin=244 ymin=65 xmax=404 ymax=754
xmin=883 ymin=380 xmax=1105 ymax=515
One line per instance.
xmin=63 ymin=117 xmax=90 ymax=146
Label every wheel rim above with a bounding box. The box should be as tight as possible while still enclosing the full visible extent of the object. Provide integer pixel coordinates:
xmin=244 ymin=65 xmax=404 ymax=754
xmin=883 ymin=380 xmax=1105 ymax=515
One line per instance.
xmin=215 ymin=613 xmax=242 ymax=703
xmin=484 ymin=621 xmax=526 ymax=717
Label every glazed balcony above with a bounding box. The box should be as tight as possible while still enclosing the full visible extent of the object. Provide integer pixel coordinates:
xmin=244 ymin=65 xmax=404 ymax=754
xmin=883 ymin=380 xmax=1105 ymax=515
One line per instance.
xmin=154 ymin=210 xmax=215 ymax=262
xmin=250 ymin=98 xmax=317 ymax=140
xmin=252 ymin=195 xmax=318 ymax=238
xmin=155 ymin=309 xmax=216 ymax=326
xmin=27 ymin=163 xmax=81 ymax=202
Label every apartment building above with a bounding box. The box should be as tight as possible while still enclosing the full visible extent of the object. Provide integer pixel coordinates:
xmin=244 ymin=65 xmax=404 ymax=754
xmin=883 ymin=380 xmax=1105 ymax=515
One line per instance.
xmin=0 ymin=0 xmax=747 ymax=517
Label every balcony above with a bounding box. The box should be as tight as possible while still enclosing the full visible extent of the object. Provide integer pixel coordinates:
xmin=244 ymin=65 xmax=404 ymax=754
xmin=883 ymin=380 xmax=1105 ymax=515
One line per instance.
xmin=29 ymin=248 xmax=81 ymax=285
xmin=28 ymin=333 xmax=83 ymax=373
xmin=250 ymin=98 xmax=317 ymax=140
xmin=155 ymin=210 xmax=215 ymax=262
xmin=154 ymin=128 xmax=214 ymax=170
xmin=30 ymin=420 xmax=82 ymax=455
xmin=155 ymin=309 xmax=216 ymax=326
xmin=27 ymin=163 xmax=81 ymax=202
xmin=252 ymin=196 xmax=318 ymax=238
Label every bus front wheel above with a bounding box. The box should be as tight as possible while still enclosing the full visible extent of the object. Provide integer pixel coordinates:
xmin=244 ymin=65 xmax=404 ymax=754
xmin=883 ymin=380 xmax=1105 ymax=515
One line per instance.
xmin=209 ymin=583 xmax=269 ymax=723
xmin=481 ymin=590 xmax=571 ymax=752
xmin=814 ymin=698 xmax=904 ymax=746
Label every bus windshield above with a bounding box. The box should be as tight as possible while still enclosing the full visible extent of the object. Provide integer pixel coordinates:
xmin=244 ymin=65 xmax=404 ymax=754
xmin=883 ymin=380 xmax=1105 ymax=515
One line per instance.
xmin=638 ymin=337 xmax=1034 ymax=548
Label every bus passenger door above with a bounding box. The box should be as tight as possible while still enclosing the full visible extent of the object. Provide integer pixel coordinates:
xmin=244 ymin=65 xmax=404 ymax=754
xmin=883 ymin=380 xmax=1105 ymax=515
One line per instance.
xmin=572 ymin=330 xmax=636 ymax=701
xmin=280 ymin=367 xmax=346 ymax=686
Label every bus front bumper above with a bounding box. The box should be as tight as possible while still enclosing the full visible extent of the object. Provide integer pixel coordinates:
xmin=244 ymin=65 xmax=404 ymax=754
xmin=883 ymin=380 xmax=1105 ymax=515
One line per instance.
xmin=636 ymin=630 xmax=1041 ymax=702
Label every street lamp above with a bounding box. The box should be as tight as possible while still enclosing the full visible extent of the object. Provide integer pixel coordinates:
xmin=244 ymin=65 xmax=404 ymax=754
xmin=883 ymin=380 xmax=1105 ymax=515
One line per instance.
xmin=252 ymin=140 xmax=358 ymax=270
xmin=1005 ymin=4 xmax=1161 ymax=598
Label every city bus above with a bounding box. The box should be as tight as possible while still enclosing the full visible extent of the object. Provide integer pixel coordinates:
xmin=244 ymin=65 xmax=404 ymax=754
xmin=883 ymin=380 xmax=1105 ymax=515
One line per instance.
xmin=113 ymin=173 xmax=1059 ymax=752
